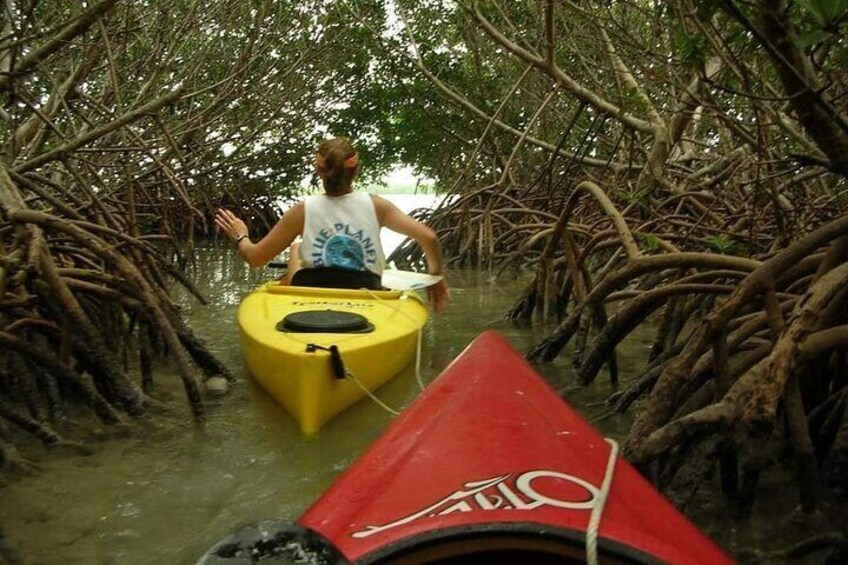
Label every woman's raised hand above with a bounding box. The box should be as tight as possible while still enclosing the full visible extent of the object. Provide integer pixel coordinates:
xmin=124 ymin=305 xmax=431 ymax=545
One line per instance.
xmin=214 ymin=208 xmax=249 ymax=243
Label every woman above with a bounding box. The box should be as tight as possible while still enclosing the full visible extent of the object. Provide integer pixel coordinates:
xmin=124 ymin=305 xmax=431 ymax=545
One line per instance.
xmin=215 ymin=137 xmax=450 ymax=313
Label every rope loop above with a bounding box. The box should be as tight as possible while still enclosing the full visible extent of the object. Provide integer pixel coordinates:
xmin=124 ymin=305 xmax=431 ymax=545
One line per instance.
xmin=586 ymin=437 xmax=619 ymax=565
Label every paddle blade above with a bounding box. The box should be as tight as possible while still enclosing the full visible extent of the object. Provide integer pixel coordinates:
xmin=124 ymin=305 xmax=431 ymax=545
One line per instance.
xmin=381 ymin=269 xmax=443 ymax=291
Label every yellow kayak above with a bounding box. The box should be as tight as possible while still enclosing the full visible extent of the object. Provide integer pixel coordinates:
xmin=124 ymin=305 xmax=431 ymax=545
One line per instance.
xmin=237 ymin=283 xmax=428 ymax=435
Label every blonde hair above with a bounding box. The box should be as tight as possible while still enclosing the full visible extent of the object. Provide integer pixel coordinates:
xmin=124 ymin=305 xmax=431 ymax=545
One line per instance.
xmin=315 ymin=137 xmax=359 ymax=195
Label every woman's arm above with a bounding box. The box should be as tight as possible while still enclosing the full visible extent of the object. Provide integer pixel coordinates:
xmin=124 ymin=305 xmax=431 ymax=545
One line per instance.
xmin=373 ymin=196 xmax=443 ymax=275
xmin=215 ymin=203 xmax=304 ymax=268
xmin=372 ymin=196 xmax=449 ymax=312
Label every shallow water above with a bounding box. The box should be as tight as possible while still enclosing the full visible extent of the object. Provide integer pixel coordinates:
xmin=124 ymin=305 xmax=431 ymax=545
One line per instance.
xmin=0 ymin=245 xmax=843 ymax=564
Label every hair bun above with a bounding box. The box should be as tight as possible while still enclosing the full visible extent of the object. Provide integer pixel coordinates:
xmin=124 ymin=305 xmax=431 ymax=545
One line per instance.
xmin=316 ymin=137 xmax=359 ymax=194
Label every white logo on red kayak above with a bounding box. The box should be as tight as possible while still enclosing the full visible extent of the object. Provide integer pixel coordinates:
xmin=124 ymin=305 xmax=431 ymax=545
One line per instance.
xmin=351 ymin=470 xmax=600 ymax=539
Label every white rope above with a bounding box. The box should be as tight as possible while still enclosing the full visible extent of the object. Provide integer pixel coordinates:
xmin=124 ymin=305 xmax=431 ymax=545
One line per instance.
xmin=364 ymin=289 xmax=427 ymax=391
xmin=414 ymin=325 xmax=424 ymax=391
xmin=337 ymin=289 xmax=426 ymax=417
xmin=345 ymin=369 xmax=400 ymax=416
xmin=586 ymin=437 xmax=619 ymax=565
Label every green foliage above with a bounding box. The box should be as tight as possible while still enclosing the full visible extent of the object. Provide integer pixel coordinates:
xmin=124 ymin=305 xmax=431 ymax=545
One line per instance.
xmin=796 ymin=0 xmax=848 ymax=29
xmin=793 ymin=0 xmax=848 ymax=52
xmin=11 ymin=0 xmax=847 ymax=223
xmin=621 ymin=86 xmax=651 ymax=116
xmin=674 ymin=30 xmax=708 ymax=69
xmin=640 ymin=234 xmax=660 ymax=253
xmin=797 ymin=28 xmax=834 ymax=47
xmin=705 ymin=235 xmax=737 ymax=255
xmin=327 ymin=0 xmax=525 ymax=187
xmin=620 ymin=183 xmax=651 ymax=210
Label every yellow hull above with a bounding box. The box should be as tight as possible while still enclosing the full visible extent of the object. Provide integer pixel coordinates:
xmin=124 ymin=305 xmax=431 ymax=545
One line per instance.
xmin=237 ymin=283 xmax=428 ymax=435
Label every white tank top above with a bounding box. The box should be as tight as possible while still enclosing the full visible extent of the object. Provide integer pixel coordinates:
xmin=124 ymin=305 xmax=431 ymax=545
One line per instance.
xmin=299 ymin=192 xmax=385 ymax=275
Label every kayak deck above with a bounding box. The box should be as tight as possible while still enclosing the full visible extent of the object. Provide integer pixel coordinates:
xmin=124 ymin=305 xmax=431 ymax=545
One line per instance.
xmin=238 ymin=283 xmax=428 ymax=434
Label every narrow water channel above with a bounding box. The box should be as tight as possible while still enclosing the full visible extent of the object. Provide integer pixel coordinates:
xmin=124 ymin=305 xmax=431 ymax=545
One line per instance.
xmin=0 ymin=245 xmax=840 ymax=564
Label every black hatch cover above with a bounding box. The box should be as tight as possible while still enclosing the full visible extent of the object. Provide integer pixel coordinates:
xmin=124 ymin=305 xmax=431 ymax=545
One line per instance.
xmin=276 ymin=310 xmax=374 ymax=333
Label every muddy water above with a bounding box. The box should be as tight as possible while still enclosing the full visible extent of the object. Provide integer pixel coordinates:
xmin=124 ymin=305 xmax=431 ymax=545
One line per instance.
xmin=0 ymin=247 xmax=839 ymax=564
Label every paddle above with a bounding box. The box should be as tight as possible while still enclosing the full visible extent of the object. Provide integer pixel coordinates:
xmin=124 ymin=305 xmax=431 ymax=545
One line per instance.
xmin=265 ymin=262 xmax=442 ymax=291
xmin=380 ymin=269 xmax=443 ymax=291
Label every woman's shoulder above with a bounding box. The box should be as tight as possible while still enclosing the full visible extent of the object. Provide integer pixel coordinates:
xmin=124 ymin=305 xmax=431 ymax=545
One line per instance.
xmin=368 ymin=193 xmax=388 ymax=206
xmin=368 ymin=193 xmax=388 ymax=209
xmin=284 ymin=200 xmax=306 ymax=217
xmin=368 ymin=194 xmax=397 ymax=224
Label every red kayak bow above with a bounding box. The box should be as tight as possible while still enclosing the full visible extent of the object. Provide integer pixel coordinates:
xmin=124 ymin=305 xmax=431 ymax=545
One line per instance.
xmin=198 ymin=331 xmax=732 ymax=564
xmin=297 ymin=331 xmax=732 ymax=564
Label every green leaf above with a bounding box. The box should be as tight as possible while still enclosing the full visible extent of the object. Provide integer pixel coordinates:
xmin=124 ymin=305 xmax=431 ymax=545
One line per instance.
xmin=797 ymin=29 xmax=831 ymax=48
xmin=641 ymin=234 xmax=660 ymax=253
xmin=796 ymin=0 xmax=848 ymax=28
xmin=675 ymin=30 xmax=707 ymax=68
xmin=705 ymin=235 xmax=737 ymax=254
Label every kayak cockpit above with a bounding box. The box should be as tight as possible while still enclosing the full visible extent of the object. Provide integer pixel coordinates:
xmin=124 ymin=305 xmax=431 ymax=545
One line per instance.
xmin=360 ymin=526 xmax=659 ymax=564
xmin=198 ymin=520 xmax=657 ymax=564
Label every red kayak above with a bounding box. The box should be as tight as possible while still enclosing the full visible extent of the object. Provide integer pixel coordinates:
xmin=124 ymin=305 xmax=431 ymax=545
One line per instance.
xmin=199 ymin=331 xmax=732 ymax=564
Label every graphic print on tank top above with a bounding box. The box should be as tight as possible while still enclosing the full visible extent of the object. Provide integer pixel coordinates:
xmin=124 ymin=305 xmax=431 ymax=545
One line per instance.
xmin=309 ymin=223 xmax=378 ymax=271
